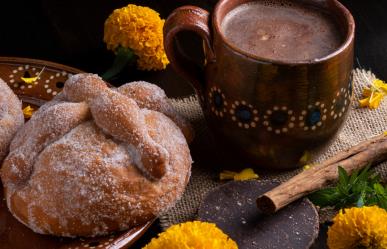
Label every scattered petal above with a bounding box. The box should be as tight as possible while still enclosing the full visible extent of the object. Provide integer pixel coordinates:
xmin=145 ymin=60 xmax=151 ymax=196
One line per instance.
xmin=359 ymin=78 xmax=387 ymax=109
xmin=20 ymin=66 xmax=45 ymax=85
xmin=21 ymin=76 xmax=38 ymax=84
xmin=220 ymin=168 xmax=259 ymax=181
xmin=359 ymin=97 xmax=370 ymax=108
xmin=23 ymin=105 xmax=35 ymax=118
xmin=234 ymin=168 xmax=259 ymax=181
xmin=299 ymin=151 xmax=311 ymax=165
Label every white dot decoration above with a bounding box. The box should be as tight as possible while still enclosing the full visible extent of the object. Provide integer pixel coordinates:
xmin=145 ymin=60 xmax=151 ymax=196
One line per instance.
xmin=8 ymin=64 xmax=45 ymax=90
xmin=230 ymin=100 xmax=259 ymax=129
xmin=263 ymin=106 xmax=296 ymax=134
xmin=298 ymin=101 xmax=327 ymax=132
xmin=329 ymin=87 xmax=351 ymax=119
xmin=208 ymin=86 xmax=228 ymax=117
xmin=7 ymin=64 xmax=71 ymax=96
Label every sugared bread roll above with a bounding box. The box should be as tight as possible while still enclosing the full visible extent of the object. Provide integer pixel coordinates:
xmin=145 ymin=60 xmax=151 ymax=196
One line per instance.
xmin=0 ymin=78 xmax=24 ymax=163
xmin=1 ymin=74 xmax=192 ymax=237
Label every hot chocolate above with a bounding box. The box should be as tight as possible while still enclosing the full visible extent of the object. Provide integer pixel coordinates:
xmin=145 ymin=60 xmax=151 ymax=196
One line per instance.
xmin=221 ymin=0 xmax=343 ymax=61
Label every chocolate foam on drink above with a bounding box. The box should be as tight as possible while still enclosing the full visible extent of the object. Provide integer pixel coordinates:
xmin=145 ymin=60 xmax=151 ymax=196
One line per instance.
xmin=221 ymin=0 xmax=343 ymax=61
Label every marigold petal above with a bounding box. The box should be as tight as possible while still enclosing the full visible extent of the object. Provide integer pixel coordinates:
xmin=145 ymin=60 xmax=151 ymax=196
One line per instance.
xmin=369 ymin=92 xmax=384 ymax=109
xmin=358 ymin=97 xmax=370 ymax=108
xmin=362 ymin=88 xmax=372 ymax=97
xmin=22 ymin=105 xmax=35 ymax=118
xmin=233 ymin=168 xmax=259 ymax=181
xmin=21 ymin=76 xmax=38 ymax=84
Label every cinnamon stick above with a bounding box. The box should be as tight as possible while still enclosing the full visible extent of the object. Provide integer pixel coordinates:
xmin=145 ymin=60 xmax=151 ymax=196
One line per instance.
xmin=256 ymin=134 xmax=387 ymax=214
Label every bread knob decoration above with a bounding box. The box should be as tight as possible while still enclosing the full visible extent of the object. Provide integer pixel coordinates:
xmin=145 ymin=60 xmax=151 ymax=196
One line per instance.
xmin=0 ymin=74 xmax=193 ymax=237
xmin=0 ymin=78 xmax=24 ymax=163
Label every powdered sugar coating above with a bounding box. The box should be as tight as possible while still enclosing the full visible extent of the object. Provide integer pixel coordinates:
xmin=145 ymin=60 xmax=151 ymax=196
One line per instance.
xmin=89 ymin=89 xmax=169 ymax=179
xmin=1 ymin=74 xmax=192 ymax=237
xmin=0 ymin=78 xmax=24 ymax=162
xmin=118 ymin=81 xmax=194 ymax=143
xmin=2 ymin=102 xmax=90 ymax=188
xmin=62 ymin=73 xmax=106 ymax=102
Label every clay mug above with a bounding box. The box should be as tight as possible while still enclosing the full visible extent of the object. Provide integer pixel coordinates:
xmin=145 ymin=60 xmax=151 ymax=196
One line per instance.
xmin=164 ymin=0 xmax=355 ymax=170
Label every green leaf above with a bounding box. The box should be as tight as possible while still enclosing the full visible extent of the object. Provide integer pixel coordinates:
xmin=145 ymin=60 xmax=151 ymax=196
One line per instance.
xmin=309 ymin=188 xmax=342 ymax=207
xmin=357 ymin=165 xmax=372 ymax=183
xmin=308 ymin=166 xmax=387 ymax=211
xmin=338 ymin=166 xmax=349 ymax=184
xmin=374 ymin=183 xmax=385 ymax=194
xmin=348 ymin=168 xmax=359 ymax=185
xmin=378 ymin=197 xmax=387 ymax=210
xmin=102 ymin=47 xmax=136 ymax=81
xmin=337 ymin=166 xmax=351 ymax=195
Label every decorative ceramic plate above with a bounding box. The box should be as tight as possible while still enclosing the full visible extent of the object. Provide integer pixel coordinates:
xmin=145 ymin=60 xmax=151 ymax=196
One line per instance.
xmin=0 ymin=57 xmax=155 ymax=249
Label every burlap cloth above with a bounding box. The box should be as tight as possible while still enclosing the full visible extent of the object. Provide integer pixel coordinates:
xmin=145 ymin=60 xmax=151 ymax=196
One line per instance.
xmin=161 ymin=69 xmax=387 ymax=229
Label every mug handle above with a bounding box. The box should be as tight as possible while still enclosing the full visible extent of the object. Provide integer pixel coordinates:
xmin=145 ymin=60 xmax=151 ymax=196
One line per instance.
xmin=164 ymin=6 xmax=215 ymax=97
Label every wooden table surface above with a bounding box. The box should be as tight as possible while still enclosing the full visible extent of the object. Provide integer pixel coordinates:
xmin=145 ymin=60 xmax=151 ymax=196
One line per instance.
xmin=0 ymin=0 xmax=386 ymax=248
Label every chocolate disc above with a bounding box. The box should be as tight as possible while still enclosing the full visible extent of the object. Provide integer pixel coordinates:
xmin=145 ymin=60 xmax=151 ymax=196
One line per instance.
xmin=198 ymin=180 xmax=319 ymax=249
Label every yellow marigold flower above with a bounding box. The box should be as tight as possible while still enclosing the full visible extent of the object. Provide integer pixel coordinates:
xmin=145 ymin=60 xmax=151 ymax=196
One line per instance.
xmin=359 ymin=78 xmax=387 ymax=109
xmin=22 ymin=105 xmax=35 ymax=118
xmin=327 ymin=206 xmax=387 ymax=249
xmin=104 ymin=4 xmax=169 ymax=71
xmin=220 ymin=168 xmax=259 ymax=181
xmin=143 ymin=221 xmax=238 ymax=249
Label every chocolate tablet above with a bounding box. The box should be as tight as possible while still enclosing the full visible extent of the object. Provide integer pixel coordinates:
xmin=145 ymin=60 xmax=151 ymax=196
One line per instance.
xmin=198 ymin=180 xmax=319 ymax=249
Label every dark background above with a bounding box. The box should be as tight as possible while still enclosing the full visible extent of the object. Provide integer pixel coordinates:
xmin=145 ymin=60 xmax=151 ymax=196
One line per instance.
xmin=0 ymin=0 xmax=387 ymax=95
xmin=0 ymin=0 xmax=385 ymax=248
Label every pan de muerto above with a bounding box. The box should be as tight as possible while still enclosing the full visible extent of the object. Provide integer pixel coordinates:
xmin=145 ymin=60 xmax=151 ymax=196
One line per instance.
xmin=0 ymin=78 xmax=24 ymax=163
xmin=0 ymin=74 xmax=193 ymax=237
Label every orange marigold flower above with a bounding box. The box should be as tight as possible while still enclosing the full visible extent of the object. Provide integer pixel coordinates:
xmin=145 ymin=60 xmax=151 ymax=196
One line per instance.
xmin=104 ymin=4 xmax=169 ymax=71
xmin=143 ymin=221 xmax=238 ymax=249
xmin=327 ymin=206 xmax=387 ymax=249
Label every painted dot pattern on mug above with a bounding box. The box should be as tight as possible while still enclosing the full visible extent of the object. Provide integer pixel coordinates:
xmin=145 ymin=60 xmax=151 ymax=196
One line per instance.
xmin=207 ymin=84 xmax=352 ymax=134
